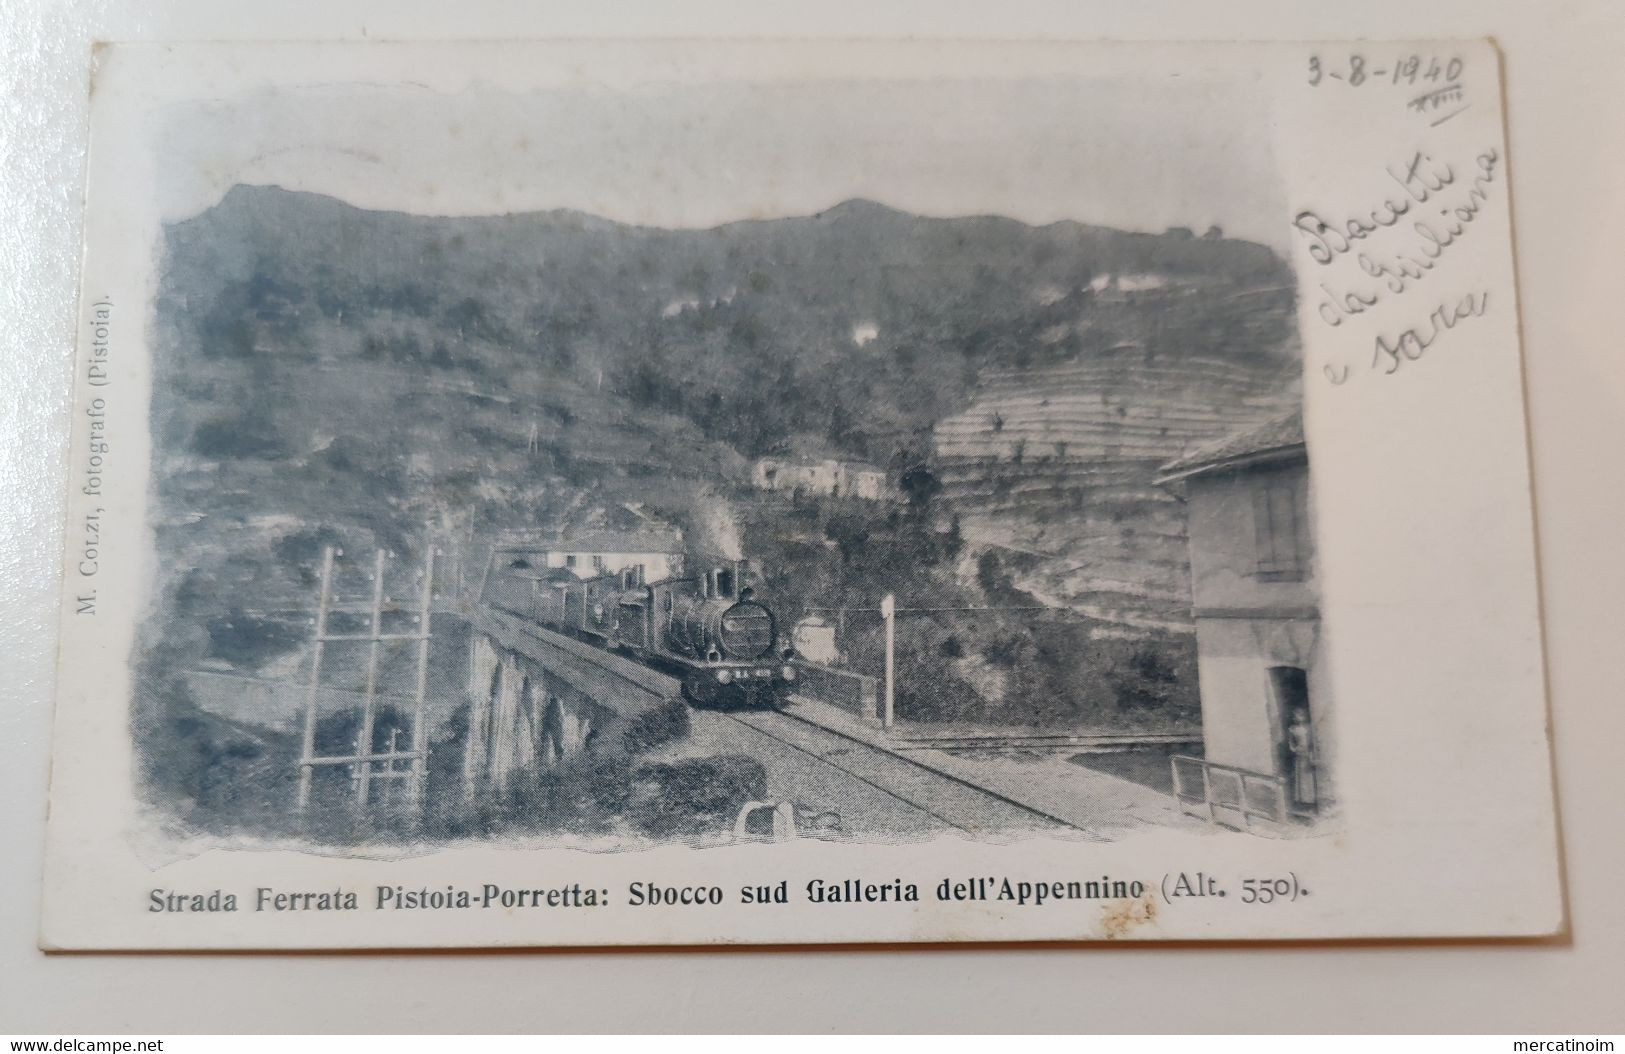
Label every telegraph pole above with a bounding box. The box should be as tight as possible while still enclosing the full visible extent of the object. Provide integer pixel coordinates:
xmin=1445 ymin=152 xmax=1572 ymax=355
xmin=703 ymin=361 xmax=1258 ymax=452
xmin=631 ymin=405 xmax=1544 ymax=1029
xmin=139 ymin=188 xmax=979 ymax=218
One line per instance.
xmin=881 ymin=593 xmax=895 ymax=728
xmin=803 ymin=596 xmax=1064 ymax=731
xmin=355 ymin=549 xmax=387 ymax=807
xmin=295 ymin=546 xmax=336 ymax=813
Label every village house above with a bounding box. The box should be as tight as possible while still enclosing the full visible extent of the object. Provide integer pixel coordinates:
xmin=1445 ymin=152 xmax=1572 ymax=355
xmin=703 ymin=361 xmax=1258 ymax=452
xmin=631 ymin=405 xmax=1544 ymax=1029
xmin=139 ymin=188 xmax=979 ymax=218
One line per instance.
xmin=791 ymin=613 xmax=840 ymax=666
xmin=1156 ymin=410 xmax=1332 ymax=825
xmin=532 ymin=529 xmax=686 ymax=582
xmin=752 ymin=456 xmax=890 ymax=500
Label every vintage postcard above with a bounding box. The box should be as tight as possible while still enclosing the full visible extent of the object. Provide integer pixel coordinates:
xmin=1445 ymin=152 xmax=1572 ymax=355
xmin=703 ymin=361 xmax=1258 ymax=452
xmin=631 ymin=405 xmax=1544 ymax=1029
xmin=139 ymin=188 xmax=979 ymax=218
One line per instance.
xmin=42 ymin=39 xmax=1560 ymax=948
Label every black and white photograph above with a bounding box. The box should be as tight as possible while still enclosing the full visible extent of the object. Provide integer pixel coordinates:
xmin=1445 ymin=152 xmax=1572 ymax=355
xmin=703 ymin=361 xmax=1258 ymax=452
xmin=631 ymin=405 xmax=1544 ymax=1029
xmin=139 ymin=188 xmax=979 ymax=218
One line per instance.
xmin=135 ymin=70 xmax=1330 ymax=852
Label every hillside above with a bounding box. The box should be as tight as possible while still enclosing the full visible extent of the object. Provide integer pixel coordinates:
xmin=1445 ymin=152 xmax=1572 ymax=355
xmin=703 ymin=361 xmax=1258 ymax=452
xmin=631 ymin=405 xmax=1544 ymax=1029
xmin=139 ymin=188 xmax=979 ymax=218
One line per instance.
xmin=141 ymin=184 xmax=1301 ymax=736
xmin=936 ymin=348 xmax=1296 ymax=632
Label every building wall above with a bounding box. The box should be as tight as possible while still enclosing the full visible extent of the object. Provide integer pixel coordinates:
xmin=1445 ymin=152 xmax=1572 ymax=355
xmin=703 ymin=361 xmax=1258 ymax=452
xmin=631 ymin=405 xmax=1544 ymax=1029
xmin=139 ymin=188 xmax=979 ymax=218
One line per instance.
xmin=1184 ymin=458 xmax=1316 ymax=617
xmin=754 ymin=458 xmax=888 ymax=500
xmin=1182 ymin=456 xmax=1333 ymax=804
xmin=847 ymin=470 xmax=887 ymax=500
xmin=755 ymin=459 xmax=838 ymax=494
xmin=790 ymin=659 xmax=879 ymax=722
xmin=1192 ymin=616 xmax=1333 ymax=803
xmin=543 ymin=550 xmax=682 ymax=581
xmin=792 ymin=617 xmax=839 ymax=665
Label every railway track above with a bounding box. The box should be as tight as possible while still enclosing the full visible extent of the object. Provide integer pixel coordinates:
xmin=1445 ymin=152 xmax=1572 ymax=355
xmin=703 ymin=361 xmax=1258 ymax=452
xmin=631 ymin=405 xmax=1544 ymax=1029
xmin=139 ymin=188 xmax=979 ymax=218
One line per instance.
xmin=888 ymin=731 xmax=1201 ymax=753
xmin=719 ymin=707 xmax=1086 ymax=837
xmin=473 ymin=609 xmax=1095 ymax=838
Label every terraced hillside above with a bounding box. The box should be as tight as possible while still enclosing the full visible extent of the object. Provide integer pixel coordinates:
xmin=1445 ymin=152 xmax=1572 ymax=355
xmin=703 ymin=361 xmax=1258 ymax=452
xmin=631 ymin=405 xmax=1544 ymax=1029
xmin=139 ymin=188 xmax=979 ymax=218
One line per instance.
xmin=935 ymin=344 xmax=1299 ymax=634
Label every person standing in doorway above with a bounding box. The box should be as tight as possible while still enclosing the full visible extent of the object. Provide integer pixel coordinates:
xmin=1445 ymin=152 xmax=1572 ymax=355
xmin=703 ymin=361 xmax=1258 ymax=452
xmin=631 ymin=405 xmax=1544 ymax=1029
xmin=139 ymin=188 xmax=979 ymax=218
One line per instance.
xmin=1287 ymin=708 xmax=1317 ymax=813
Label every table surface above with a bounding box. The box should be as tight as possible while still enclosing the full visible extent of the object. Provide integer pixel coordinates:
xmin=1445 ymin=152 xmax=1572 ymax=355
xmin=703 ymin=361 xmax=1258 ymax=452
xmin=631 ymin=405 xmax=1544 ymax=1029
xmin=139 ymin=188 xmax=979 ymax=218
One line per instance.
xmin=3 ymin=0 xmax=1623 ymax=1033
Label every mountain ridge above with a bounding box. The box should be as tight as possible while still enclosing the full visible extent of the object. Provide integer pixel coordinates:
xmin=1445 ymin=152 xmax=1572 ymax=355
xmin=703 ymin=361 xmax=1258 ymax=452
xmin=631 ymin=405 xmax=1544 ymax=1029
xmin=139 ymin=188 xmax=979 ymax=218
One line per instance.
xmin=207 ymin=184 xmax=1262 ymax=249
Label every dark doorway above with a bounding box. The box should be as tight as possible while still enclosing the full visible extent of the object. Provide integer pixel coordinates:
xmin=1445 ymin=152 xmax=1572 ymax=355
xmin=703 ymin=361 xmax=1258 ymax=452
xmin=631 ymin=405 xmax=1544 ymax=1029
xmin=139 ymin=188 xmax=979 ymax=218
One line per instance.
xmin=1268 ymin=665 xmax=1309 ymax=779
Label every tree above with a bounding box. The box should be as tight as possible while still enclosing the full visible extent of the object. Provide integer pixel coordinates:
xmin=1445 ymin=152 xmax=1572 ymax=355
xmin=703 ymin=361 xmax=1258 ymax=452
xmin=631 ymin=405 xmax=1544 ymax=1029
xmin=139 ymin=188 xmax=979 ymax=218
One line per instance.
xmin=899 ymin=464 xmax=942 ymax=510
xmin=943 ymin=514 xmax=965 ymax=560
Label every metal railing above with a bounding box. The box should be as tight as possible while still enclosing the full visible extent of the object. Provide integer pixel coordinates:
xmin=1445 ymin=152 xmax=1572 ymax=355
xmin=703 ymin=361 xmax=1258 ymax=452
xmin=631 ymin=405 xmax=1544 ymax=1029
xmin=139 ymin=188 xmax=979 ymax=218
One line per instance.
xmin=1170 ymin=754 xmax=1288 ymax=830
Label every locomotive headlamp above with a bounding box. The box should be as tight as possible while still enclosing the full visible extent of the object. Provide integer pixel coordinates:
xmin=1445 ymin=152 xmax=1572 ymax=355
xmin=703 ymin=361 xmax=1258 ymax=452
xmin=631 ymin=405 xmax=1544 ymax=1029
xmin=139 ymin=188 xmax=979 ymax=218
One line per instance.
xmin=781 ymin=665 xmax=796 ymax=681
xmin=716 ymin=669 xmax=733 ymax=684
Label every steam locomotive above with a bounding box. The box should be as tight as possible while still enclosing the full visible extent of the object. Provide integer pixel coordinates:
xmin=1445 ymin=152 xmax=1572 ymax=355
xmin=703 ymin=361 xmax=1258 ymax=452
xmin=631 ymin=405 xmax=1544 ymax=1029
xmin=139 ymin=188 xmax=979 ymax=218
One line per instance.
xmin=478 ymin=542 xmax=796 ymax=708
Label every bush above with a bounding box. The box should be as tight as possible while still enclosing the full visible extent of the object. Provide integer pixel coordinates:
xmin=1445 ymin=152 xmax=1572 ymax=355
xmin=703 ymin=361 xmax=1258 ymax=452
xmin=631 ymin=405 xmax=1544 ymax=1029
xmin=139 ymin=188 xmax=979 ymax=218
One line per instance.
xmin=133 ymin=676 xmax=300 ymax=835
xmin=1110 ymin=642 xmax=1184 ymax=711
xmin=621 ymin=698 xmax=692 ymax=755
xmin=205 ymin=609 xmax=305 ymax=670
xmin=543 ymin=757 xmax=636 ymax=831
xmin=628 ymin=754 xmax=767 ymax=839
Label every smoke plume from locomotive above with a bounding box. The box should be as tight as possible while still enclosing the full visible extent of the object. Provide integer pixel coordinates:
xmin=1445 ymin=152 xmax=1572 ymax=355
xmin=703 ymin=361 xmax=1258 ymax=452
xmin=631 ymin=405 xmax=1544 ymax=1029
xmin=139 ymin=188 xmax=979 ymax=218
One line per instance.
xmin=695 ymin=494 xmax=744 ymax=561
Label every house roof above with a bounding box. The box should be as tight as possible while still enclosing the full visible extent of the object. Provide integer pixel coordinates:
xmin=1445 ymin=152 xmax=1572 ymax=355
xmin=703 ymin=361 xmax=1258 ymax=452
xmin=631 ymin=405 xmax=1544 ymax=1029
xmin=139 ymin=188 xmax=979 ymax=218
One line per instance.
xmin=759 ymin=455 xmax=838 ymax=469
xmin=759 ymin=455 xmax=884 ymax=474
xmin=552 ymin=530 xmax=684 ymax=554
xmin=1155 ymin=410 xmax=1306 ymax=483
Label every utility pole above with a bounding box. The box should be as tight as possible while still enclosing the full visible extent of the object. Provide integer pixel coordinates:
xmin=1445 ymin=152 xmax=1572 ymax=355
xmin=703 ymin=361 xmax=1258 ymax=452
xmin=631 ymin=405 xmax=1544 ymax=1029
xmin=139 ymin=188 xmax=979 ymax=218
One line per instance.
xmin=295 ymin=546 xmax=336 ymax=813
xmin=294 ymin=540 xmax=434 ymax=819
xmin=804 ymin=598 xmax=1073 ymax=732
xmin=355 ymin=549 xmax=387 ymax=807
xmin=406 ymin=543 xmax=435 ymax=816
xmin=881 ymin=593 xmax=895 ymax=728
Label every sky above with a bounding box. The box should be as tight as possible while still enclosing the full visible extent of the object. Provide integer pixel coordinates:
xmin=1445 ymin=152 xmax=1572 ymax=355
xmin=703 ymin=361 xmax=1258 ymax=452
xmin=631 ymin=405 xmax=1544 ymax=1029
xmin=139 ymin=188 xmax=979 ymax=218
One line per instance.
xmin=157 ymin=73 xmax=1289 ymax=250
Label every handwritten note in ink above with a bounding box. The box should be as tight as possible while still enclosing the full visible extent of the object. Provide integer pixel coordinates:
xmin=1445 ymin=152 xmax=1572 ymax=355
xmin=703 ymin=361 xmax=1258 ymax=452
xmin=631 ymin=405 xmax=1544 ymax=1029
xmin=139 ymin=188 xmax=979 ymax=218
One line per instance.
xmin=1279 ymin=45 xmax=1518 ymax=388
xmin=1298 ymin=145 xmax=1497 ymax=383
